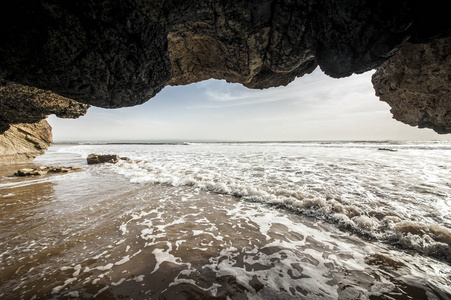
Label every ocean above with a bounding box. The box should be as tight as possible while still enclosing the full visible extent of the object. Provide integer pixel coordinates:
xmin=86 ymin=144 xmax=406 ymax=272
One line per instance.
xmin=1 ymin=141 xmax=450 ymax=299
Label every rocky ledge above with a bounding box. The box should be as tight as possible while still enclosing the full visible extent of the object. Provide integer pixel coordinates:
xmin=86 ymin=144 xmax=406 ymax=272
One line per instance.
xmin=14 ymin=166 xmax=82 ymax=176
xmin=0 ymin=78 xmax=90 ymax=165
xmin=0 ymin=80 xmax=90 ymax=134
xmin=0 ymin=120 xmax=52 ymax=165
xmin=372 ymin=37 xmax=451 ymax=134
xmin=0 ymin=1 xmax=450 ymax=164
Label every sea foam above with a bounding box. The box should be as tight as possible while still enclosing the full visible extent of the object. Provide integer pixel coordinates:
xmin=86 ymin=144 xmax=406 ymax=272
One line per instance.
xmin=74 ymin=142 xmax=450 ymax=263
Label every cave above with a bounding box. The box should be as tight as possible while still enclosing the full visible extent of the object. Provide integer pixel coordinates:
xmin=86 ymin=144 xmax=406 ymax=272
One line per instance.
xmin=0 ymin=0 xmax=450 ymax=162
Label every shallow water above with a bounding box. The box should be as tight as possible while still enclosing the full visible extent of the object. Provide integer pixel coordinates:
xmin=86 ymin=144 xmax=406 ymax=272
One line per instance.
xmin=1 ymin=142 xmax=450 ymax=299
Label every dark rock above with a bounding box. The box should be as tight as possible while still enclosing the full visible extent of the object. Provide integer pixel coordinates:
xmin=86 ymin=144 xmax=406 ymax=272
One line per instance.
xmin=87 ymin=154 xmax=120 ymax=164
xmin=377 ymin=148 xmax=397 ymax=152
xmin=0 ymin=80 xmax=89 ymax=164
xmin=372 ymin=37 xmax=451 ymax=134
xmin=0 ymin=79 xmax=90 ymax=134
xmin=14 ymin=166 xmax=82 ymax=176
xmin=1 ymin=1 xmax=449 ymax=108
xmin=0 ymin=1 xmax=172 ymax=108
xmin=47 ymin=166 xmax=82 ymax=173
xmin=14 ymin=168 xmax=47 ymax=176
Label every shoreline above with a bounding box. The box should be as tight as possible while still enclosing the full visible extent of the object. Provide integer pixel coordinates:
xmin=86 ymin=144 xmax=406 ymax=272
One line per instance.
xmin=51 ymin=139 xmax=451 ymax=145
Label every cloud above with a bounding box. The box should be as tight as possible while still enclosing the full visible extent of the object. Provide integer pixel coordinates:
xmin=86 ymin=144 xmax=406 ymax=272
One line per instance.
xmin=189 ymin=86 xmax=295 ymax=109
xmin=189 ymin=68 xmax=376 ymax=110
xmin=47 ymin=68 xmax=451 ymax=142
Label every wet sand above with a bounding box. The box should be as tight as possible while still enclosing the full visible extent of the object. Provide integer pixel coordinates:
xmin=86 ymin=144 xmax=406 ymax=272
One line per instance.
xmin=1 ymin=161 xmax=450 ymax=299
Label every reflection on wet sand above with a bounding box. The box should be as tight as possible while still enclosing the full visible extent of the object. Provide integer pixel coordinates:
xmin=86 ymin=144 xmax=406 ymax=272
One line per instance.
xmin=0 ymin=163 xmax=56 ymax=239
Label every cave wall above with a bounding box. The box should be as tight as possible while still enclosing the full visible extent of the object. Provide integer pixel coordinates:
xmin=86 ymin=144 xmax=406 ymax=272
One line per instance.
xmin=0 ymin=81 xmax=89 ymax=165
xmin=373 ymin=37 xmax=451 ymax=133
xmin=0 ymin=120 xmax=52 ymax=165
xmin=0 ymin=0 xmax=450 ymax=164
xmin=1 ymin=0 xmax=449 ymax=109
xmin=0 ymin=80 xmax=89 ymax=134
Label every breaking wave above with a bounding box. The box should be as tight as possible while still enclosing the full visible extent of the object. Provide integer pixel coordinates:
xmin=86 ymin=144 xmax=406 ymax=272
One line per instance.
xmin=58 ymin=141 xmax=451 ymax=263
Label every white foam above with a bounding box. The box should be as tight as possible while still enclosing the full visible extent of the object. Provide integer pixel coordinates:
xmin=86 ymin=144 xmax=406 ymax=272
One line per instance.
xmin=132 ymin=157 xmax=446 ymax=261
xmin=140 ymin=228 xmax=154 ymax=240
xmin=115 ymin=255 xmax=130 ymax=265
xmin=119 ymin=223 xmax=128 ymax=235
xmin=66 ymin=291 xmax=79 ymax=297
xmin=96 ymin=263 xmax=114 ymax=271
xmin=72 ymin=264 xmax=82 ymax=276
xmin=93 ymin=250 xmax=109 ymax=260
xmin=51 ymin=278 xmax=77 ymax=294
xmin=169 ymin=278 xmax=221 ymax=296
xmin=175 ymin=240 xmax=186 ymax=250
xmin=93 ymin=286 xmax=109 ymax=298
xmin=56 ymin=142 xmax=451 ymax=262
xmin=370 ymin=280 xmax=396 ymax=297
xmin=352 ymin=215 xmax=380 ymax=230
xmin=2 ymin=193 xmax=15 ymax=197
xmin=111 ymin=278 xmax=126 ymax=286
xmin=150 ymin=242 xmax=184 ymax=274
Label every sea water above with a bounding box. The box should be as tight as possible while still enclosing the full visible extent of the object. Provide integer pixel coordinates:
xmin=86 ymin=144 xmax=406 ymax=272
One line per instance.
xmin=0 ymin=141 xmax=450 ymax=299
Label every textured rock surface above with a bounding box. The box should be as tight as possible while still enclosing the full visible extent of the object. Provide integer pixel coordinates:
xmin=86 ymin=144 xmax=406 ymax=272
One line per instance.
xmin=0 ymin=120 xmax=52 ymax=165
xmin=87 ymin=154 xmax=120 ymax=165
xmin=0 ymin=0 xmax=450 ymax=141
xmin=166 ymin=0 xmax=319 ymax=88
xmin=14 ymin=166 xmax=82 ymax=176
xmin=372 ymin=38 xmax=451 ymax=133
xmin=0 ymin=1 xmax=172 ymax=108
xmin=1 ymin=0 xmax=450 ymax=108
xmin=0 ymin=80 xmax=89 ymax=164
xmin=0 ymin=80 xmax=90 ymax=134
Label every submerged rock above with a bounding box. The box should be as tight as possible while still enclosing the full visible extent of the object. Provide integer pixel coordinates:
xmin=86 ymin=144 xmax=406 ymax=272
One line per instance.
xmin=377 ymin=148 xmax=397 ymax=152
xmin=87 ymin=154 xmax=120 ymax=165
xmin=14 ymin=166 xmax=82 ymax=176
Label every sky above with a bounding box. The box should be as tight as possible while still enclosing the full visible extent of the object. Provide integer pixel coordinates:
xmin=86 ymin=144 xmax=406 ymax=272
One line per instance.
xmin=48 ymin=68 xmax=451 ymax=142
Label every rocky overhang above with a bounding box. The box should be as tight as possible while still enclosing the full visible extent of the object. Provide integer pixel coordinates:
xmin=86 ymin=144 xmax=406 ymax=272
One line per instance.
xmin=0 ymin=1 xmax=450 ymax=163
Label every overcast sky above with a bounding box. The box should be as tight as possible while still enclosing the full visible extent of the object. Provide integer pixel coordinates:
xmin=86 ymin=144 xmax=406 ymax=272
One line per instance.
xmin=48 ymin=68 xmax=451 ymax=142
